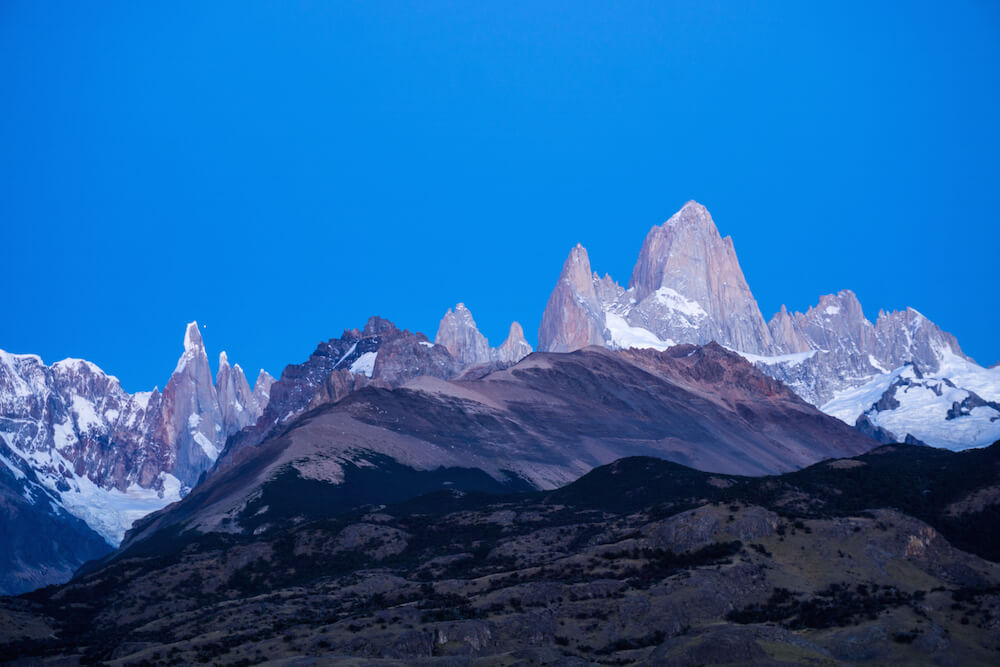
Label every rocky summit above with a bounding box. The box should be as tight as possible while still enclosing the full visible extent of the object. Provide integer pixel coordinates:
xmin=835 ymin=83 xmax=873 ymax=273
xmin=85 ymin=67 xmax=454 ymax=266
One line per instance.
xmin=435 ymin=303 xmax=533 ymax=367
xmin=538 ymin=201 xmax=995 ymax=450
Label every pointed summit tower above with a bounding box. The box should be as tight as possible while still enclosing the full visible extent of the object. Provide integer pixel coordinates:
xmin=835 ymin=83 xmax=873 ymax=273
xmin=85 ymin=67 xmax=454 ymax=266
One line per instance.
xmin=497 ymin=321 xmax=533 ymax=363
xmin=435 ymin=303 xmax=493 ymax=366
xmin=435 ymin=304 xmax=534 ymax=366
xmin=625 ymin=201 xmax=776 ymax=354
xmin=538 ymin=244 xmax=608 ymax=352
xmin=152 ymin=322 xmax=270 ymax=488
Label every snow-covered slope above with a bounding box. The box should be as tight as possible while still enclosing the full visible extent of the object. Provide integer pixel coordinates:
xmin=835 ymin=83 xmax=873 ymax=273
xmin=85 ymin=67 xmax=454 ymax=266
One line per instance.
xmin=0 ymin=324 xmax=272 ymax=545
xmin=0 ymin=443 xmax=111 ymax=595
xmin=823 ymin=352 xmax=1000 ymax=450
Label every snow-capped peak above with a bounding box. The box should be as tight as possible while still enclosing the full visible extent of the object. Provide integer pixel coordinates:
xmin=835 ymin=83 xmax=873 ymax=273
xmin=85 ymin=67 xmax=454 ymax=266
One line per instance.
xmin=184 ymin=321 xmax=204 ymax=353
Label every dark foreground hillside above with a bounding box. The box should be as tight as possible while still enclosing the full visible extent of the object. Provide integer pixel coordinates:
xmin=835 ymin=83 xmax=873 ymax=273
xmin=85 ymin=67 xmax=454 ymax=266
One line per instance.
xmin=1 ymin=444 xmax=999 ymax=665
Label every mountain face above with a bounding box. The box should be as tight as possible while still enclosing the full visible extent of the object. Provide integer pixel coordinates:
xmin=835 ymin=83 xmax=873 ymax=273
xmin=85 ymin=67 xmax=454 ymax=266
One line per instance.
xmin=496 ymin=321 xmax=533 ymax=363
xmin=7 ymin=443 xmax=998 ymax=665
xmin=758 ymin=292 xmax=970 ymax=405
xmin=538 ymin=244 xmax=609 ymax=352
xmin=222 ymin=313 xmax=534 ymax=476
xmin=435 ymin=303 xmax=533 ymax=367
xmin=215 ymin=352 xmax=262 ymax=441
xmin=0 ymin=447 xmax=111 ymax=596
xmin=538 ymin=204 xmax=777 ymax=356
xmin=0 ymin=323 xmax=272 ymax=593
xmin=218 ymin=316 xmax=463 ymax=470
xmin=538 ymin=201 xmax=991 ymax=449
xmin=626 ymin=201 xmax=777 ymax=354
xmin=824 ymin=359 xmax=1000 ymax=449
xmin=435 ymin=304 xmax=494 ymax=366
xmin=117 ymin=343 xmax=873 ymax=554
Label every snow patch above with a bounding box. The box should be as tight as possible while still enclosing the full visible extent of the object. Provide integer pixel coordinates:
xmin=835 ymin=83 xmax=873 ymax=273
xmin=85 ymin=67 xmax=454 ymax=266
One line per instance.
xmin=821 ymin=367 xmax=907 ymax=425
xmin=605 ymin=312 xmax=675 ymax=351
xmin=52 ymin=419 xmax=77 ymax=449
xmin=653 ymin=287 xmax=707 ymax=319
xmin=70 ymin=395 xmax=103 ymax=432
xmin=333 ymin=342 xmax=358 ymax=369
xmin=935 ymin=349 xmax=1000 ymax=401
xmin=868 ymin=355 xmax=891 ymax=374
xmin=0 ymin=451 xmax=26 ymax=480
xmin=193 ymin=431 xmax=219 ymax=460
xmin=55 ymin=472 xmax=184 ymax=545
xmin=736 ymin=349 xmax=818 ymax=367
xmin=132 ymin=391 xmax=153 ymax=411
xmin=350 ymin=352 xmax=378 ymax=377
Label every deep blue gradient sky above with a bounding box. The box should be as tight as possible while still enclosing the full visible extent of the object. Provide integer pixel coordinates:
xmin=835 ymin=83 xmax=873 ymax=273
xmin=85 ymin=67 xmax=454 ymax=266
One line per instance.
xmin=2 ymin=2 xmax=998 ymax=391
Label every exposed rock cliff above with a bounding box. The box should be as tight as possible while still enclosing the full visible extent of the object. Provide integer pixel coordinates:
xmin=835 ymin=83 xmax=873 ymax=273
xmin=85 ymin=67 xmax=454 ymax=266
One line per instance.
xmin=537 ymin=244 xmax=608 ymax=352
xmin=435 ymin=303 xmax=534 ymax=367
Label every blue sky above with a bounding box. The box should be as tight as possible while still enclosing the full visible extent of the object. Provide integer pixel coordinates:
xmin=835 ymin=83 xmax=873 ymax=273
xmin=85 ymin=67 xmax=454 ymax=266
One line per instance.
xmin=2 ymin=2 xmax=998 ymax=391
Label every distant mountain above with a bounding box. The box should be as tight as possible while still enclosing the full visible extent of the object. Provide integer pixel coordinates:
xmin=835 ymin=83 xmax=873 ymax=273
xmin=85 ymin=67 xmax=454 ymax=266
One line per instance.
xmin=116 ymin=342 xmax=873 ymax=556
xmin=538 ymin=201 xmax=994 ymax=449
xmin=5 ymin=442 xmax=997 ymax=664
xmin=216 ymin=316 xmax=463 ymax=471
xmin=0 ymin=324 xmax=272 ymax=593
xmin=435 ymin=303 xmax=533 ymax=367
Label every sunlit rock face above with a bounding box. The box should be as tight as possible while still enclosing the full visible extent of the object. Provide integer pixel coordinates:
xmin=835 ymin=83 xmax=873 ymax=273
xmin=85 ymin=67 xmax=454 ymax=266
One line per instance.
xmin=435 ymin=303 xmax=533 ymax=367
xmin=538 ymin=244 xmax=608 ymax=353
xmin=625 ymin=201 xmax=776 ymax=355
xmin=539 ymin=202 xmax=775 ymax=355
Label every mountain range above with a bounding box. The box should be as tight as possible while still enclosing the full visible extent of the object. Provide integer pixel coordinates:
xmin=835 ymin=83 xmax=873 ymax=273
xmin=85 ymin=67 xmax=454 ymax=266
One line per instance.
xmin=114 ymin=341 xmax=873 ymax=557
xmin=1 ymin=200 xmax=997 ymax=602
xmin=536 ymin=201 xmax=1000 ymax=449
xmin=0 ymin=324 xmax=272 ymax=594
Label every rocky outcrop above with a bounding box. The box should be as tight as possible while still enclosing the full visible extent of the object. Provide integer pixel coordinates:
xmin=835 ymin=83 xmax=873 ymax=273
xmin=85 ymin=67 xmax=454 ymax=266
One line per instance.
xmin=252 ymin=369 xmax=275 ymax=412
xmin=435 ymin=304 xmax=534 ymax=367
xmin=767 ymin=304 xmax=811 ymax=354
xmin=760 ymin=293 xmax=976 ymax=407
xmin=374 ymin=334 xmax=464 ymax=385
xmin=874 ymin=307 xmax=966 ymax=373
xmin=784 ymin=290 xmax=876 ymax=360
xmin=220 ymin=316 xmax=473 ymax=469
xmin=435 ymin=304 xmax=493 ymax=366
xmin=496 ymin=322 xmax=533 ymax=364
xmin=215 ymin=353 xmax=265 ymax=449
xmin=537 ymin=244 xmax=608 ymax=352
xmin=154 ymin=323 xmax=227 ymax=484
